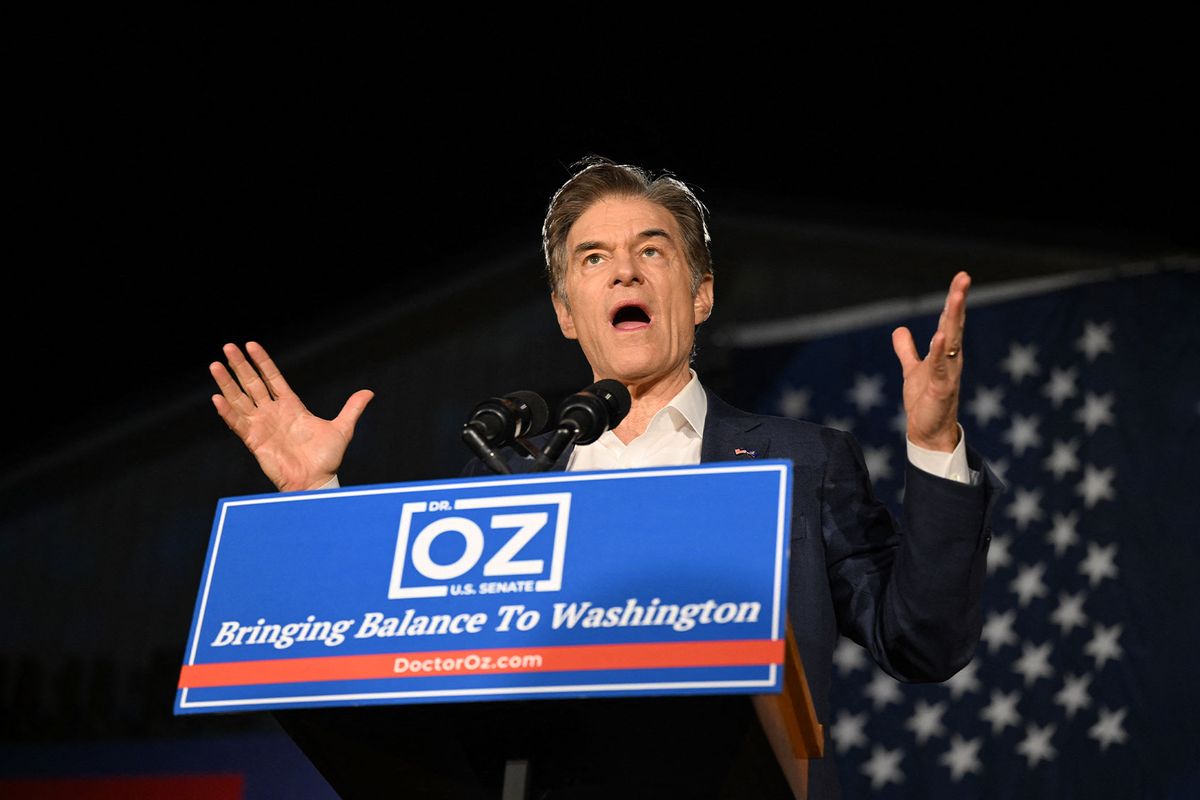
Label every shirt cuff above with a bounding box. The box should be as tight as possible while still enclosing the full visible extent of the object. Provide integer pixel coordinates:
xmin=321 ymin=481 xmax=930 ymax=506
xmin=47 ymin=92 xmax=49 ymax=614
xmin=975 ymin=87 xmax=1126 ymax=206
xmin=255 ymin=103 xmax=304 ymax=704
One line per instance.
xmin=906 ymin=424 xmax=977 ymax=485
xmin=319 ymin=475 xmax=340 ymax=490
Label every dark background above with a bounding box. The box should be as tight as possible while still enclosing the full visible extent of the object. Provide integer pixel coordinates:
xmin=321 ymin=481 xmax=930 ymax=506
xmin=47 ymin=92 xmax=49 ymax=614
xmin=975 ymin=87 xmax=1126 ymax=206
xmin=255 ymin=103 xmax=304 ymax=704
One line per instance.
xmin=8 ymin=19 xmax=1196 ymax=467
xmin=3 ymin=14 xmax=1196 ymax=796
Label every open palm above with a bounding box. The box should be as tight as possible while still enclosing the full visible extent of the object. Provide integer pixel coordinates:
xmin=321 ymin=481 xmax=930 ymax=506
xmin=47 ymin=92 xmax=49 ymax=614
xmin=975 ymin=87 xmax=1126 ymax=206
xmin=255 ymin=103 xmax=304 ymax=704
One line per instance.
xmin=209 ymin=342 xmax=373 ymax=492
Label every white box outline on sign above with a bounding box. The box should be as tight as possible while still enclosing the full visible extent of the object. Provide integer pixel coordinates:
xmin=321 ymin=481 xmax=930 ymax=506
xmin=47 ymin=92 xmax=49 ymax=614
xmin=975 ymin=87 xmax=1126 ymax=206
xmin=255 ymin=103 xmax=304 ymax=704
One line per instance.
xmin=387 ymin=493 xmax=572 ymax=598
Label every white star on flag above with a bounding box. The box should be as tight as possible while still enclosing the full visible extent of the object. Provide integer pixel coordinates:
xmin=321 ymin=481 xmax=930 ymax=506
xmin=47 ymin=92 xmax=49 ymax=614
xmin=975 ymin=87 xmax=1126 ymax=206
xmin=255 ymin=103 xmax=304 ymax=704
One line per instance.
xmin=1001 ymin=342 xmax=1041 ymax=383
xmin=942 ymin=657 xmax=982 ymax=699
xmin=1079 ymin=542 xmax=1119 ymax=587
xmin=1076 ymin=464 xmax=1117 ymax=508
xmin=966 ymin=385 xmax=1006 ymax=427
xmin=1009 ymin=562 xmax=1049 ymax=607
xmin=1042 ymin=366 xmax=1079 ymax=407
xmin=861 ymin=745 xmax=906 ymax=789
xmin=862 ymin=444 xmax=894 ymax=483
xmin=1075 ymin=392 xmax=1116 ymax=434
xmin=864 ymin=670 xmax=904 ymax=710
xmin=986 ymin=533 xmax=1014 ymax=575
xmin=1076 ymin=320 xmax=1115 ymax=362
xmin=1084 ymin=623 xmax=1124 ymax=670
xmin=980 ymin=609 xmax=1019 ymax=653
xmin=1003 ymin=414 xmax=1043 ymax=457
xmin=1043 ymin=439 xmax=1081 ymax=481
xmin=1049 ymin=590 xmax=1089 ymax=635
xmin=1054 ymin=672 xmax=1093 ymax=718
xmin=939 ymin=735 xmax=983 ymax=782
xmin=830 ymin=710 xmax=869 ymax=753
xmin=1046 ymin=511 xmax=1081 ymax=556
xmin=1012 ymin=641 xmax=1055 ymax=686
xmin=832 ymin=637 xmax=868 ymax=676
xmin=777 ymin=386 xmax=812 ymax=419
xmin=1016 ymin=723 xmax=1057 ymax=767
xmin=979 ymin=689 xmax=1022 ymax=735
xmin=905 ymin=699 xmax=948 ymax=745
xmin=1089 ymin=706 xmax=1129 ymax=750
xmin=846 ymin=372 xmax=886 ymax=415
xmin=1005 ymin=487 xmax=1044 ymax=530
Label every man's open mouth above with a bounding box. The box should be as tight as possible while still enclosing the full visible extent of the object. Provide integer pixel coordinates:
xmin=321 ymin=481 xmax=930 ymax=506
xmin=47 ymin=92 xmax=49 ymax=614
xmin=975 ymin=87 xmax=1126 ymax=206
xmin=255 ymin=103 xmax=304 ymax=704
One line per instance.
xmin=611 ymin=304 xmax=652 ymax=330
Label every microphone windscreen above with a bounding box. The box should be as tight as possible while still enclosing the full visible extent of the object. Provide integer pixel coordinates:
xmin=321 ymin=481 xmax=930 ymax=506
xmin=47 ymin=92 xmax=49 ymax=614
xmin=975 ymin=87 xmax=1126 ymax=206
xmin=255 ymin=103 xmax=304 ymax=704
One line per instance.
xmin=506 ymin=390 xmax=550 ymax=437
xmin=585 ymin=379 xmax=632 ymax=429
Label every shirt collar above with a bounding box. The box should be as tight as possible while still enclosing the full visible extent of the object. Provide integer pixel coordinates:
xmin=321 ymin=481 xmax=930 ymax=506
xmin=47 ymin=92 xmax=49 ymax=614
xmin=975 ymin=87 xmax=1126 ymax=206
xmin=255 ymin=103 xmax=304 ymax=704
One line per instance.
xmin=577 ymin=370 xmax=709 ymax=453
xmin=567 ymin=370 xmax=708 ymax=467
xmin=662 ymin=369 xmax=708 ymax=436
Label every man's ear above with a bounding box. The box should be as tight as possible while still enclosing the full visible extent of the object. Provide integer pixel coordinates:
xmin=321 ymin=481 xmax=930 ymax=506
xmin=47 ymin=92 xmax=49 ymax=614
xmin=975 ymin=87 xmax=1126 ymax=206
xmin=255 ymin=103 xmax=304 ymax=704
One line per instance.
xmin=693 ymin=273 xmax=715 ymax=325
xmin=551 ymin=291 xmax=578 ymax=340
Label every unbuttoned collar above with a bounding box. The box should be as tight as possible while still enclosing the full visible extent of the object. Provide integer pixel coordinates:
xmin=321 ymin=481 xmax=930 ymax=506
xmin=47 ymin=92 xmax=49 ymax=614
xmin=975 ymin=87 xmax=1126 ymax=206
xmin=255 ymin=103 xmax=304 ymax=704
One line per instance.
xmin=585 ymin=369 xmax=709 ymax=454
xmin=660 ymin=369 xmax=708 ymax=436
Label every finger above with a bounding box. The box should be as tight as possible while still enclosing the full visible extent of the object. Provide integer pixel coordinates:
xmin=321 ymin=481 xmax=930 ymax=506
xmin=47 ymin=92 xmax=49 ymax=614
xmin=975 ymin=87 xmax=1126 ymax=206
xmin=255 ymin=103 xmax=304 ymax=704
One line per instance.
xmin=245 ymin=341 xmax=294 ymax=400
xmin=891 ymin=327 xmax=920 ymax=371
xmin=223 ymin=342 xmax=272 ymax=405
xmin=211 ymin=393 xmax=249 ymax=439
xmin=938 ymin=271 xmax=972 ymax=353
xmin=928 ymin=329 xmax=963 ymax=381
xmin=331 ymin=389 xmax=375 ymax=439
xmin=929 ymin=328 xmax=947 ymax=364
xmin=209 ymin=359 xmax=255 ymax=414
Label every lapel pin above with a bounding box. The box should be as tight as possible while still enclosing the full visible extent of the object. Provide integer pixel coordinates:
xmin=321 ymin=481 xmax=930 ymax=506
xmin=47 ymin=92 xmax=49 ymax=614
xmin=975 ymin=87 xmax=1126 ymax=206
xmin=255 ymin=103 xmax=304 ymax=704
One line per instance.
xmin=734 ymin=448 xmax=757 ymax=457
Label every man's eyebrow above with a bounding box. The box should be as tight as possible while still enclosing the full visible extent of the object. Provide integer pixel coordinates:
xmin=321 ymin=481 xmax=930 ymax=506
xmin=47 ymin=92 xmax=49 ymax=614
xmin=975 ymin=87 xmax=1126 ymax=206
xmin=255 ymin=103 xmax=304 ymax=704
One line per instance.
xmin=573 ymin=240 xmax=604 ymax=256
xmin=637 ymin=228 xmax=672 ymax=242
xmin=572 ymin=229 xmax=673 ymax=257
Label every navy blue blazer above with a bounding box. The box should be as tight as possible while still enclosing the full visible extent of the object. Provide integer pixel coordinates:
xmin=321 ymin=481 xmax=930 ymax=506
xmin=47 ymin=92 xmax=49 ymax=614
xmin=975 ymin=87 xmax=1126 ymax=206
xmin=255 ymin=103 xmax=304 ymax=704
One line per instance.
xmin=465 ymin=388 xmax=1002 ymax=798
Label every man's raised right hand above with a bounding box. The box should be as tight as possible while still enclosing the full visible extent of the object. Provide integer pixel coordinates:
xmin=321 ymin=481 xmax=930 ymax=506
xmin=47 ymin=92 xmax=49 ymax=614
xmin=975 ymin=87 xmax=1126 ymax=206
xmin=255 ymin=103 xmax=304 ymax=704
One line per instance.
xmin=209 ymin=342 xmax=374 ymax=492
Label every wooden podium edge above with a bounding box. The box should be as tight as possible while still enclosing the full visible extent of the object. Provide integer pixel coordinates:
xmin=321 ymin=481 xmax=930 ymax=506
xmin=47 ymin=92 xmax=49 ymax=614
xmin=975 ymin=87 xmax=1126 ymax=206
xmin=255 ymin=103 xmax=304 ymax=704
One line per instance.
xmin=751 ymin=624 xmax=824 ymax=800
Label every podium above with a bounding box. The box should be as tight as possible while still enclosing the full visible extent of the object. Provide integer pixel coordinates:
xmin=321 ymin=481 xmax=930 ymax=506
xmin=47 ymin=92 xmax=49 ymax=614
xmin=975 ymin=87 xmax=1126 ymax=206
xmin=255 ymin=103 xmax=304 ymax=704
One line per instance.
xmin=177 ymin=463 xmax=824 ymax=798
xmin=272 ymin=623 xmax=821 ymax=799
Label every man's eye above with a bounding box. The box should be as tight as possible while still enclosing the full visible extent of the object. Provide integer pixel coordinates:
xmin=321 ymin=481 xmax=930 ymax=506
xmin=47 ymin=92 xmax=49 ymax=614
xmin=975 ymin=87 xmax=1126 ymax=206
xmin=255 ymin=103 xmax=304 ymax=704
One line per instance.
xmin=584 ymin=254 xmax=604 ymax=265
xmin=642 ymin=247 xmax=660 ymax=257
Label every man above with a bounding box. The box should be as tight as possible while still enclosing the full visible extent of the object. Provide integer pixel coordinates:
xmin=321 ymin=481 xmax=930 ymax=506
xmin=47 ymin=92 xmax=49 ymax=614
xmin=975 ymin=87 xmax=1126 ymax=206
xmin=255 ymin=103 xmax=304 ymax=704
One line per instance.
xmin=210 ymin=157 xmax=1000 ymax=798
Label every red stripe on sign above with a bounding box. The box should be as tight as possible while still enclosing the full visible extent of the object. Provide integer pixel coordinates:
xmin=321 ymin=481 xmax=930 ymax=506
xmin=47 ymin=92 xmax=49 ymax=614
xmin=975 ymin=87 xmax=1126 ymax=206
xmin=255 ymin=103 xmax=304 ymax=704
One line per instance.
xmin=178 ymin=639 xmax=784 ymax=688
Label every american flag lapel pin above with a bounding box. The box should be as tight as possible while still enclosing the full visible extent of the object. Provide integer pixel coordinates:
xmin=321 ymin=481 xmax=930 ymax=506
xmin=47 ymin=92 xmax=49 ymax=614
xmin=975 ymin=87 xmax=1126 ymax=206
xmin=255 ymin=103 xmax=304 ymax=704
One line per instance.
xmin=734 ymin=448 xmax=757 ymax=457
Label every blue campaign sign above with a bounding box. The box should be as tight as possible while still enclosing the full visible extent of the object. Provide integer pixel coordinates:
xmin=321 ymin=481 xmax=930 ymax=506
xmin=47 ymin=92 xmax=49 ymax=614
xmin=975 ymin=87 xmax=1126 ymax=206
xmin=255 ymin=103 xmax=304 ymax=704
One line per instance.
xmin=176 ymin=461 xmax=792 ymax=714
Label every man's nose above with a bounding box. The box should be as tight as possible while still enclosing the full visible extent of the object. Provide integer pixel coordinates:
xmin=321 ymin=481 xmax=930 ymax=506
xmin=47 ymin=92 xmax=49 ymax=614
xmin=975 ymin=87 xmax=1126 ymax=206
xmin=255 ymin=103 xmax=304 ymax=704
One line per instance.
xmin=611 ymin=252 xmax=642 ymax=285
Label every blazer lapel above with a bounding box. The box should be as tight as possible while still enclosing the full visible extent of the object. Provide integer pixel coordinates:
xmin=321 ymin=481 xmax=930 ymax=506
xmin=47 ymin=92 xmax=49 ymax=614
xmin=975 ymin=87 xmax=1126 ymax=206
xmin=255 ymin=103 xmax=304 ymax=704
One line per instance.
xmin=701 ymin=389 xmax=771 ymax=464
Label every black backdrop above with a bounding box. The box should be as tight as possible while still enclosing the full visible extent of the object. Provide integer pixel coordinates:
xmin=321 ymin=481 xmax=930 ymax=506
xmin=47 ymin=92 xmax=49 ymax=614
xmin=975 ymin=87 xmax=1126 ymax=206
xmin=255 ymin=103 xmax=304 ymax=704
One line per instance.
xmin=8 ymin=18 xmax=1197 ymax=468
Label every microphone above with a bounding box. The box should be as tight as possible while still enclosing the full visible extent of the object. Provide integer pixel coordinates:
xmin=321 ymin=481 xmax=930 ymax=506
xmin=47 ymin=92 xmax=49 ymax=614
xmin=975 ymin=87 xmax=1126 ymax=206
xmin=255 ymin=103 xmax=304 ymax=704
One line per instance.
xmin=462 ymin=390 xmax=549 ymax=475
xmin=535 ymin=379 xmax=632 ymax=470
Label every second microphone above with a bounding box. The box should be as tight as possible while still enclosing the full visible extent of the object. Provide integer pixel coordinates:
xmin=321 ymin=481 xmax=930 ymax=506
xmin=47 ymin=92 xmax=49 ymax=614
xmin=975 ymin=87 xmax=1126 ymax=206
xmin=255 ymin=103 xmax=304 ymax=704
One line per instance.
xmin=535 ymin=379 xmax=632 ymax=470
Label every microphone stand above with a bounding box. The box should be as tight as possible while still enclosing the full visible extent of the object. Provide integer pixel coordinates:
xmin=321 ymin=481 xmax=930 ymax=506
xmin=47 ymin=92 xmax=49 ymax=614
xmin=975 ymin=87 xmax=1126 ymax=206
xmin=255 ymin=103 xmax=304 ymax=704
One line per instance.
xmin=532 ymin=424 xmax=579 ymax=472
xmin=460 ymin=425 xmax=511 ymax=475
xmin=459 ymin=390 xmax=550 ymax=476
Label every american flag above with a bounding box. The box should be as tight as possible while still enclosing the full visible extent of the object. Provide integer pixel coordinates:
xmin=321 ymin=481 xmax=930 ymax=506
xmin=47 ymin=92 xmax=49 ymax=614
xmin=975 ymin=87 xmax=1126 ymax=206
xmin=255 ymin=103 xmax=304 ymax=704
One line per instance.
xmin=729 ymin=267 xmax=1200 ymax=799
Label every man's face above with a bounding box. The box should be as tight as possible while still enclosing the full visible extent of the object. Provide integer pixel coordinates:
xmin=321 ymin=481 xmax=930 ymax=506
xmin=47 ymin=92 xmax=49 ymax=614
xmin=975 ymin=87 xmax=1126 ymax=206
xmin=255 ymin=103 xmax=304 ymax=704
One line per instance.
xmin=552 ymin=196 xmax=714 ymax=386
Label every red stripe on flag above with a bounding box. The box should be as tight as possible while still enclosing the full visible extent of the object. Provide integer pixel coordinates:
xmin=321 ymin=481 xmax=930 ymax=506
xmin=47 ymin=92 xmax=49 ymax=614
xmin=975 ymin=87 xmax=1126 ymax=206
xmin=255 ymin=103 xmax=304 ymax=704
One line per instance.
xmin=0 ymin=774 xmax=244 ymax=800
xmin=178 ymin=639 xmax=784 ymax=688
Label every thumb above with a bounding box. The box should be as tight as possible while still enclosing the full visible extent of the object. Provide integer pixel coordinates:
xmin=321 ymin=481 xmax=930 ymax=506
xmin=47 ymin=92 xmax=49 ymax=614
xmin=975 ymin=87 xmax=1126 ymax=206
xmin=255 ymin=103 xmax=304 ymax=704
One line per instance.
xmin=332 ymin=389 xmax=375 ymax=438
xmin=891 ymin=327 xmax=920 ymax=371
